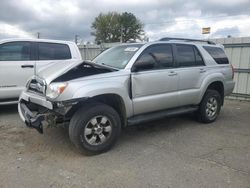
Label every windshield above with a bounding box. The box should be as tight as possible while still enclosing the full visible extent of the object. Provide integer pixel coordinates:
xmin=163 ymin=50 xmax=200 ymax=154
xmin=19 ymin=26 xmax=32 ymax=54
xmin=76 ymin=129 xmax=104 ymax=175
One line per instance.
xmin=93 ymin=44 xmax=143 ymax=69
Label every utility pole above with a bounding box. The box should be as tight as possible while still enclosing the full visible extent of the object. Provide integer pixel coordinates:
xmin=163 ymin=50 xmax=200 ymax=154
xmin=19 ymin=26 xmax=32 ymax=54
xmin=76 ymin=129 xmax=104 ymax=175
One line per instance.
xmin=75 ymin=35 xmax=79 ymax=44
xmin=120 ymin=25 xmax=123 ymax=43
xmin=37 ymin=32 xmax=40 ymax=39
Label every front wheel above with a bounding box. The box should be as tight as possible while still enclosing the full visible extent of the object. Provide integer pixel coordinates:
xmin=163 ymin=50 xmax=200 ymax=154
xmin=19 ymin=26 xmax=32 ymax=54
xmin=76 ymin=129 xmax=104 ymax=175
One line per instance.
xmin=69 ymin=103 xmax=121 ymax=155
xmin=197 ymin=90 xmax=222 ymax=123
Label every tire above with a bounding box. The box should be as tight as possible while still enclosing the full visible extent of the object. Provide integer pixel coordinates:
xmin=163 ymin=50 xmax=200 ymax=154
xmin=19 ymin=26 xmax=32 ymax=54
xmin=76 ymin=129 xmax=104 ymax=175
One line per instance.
xmin=69 ymin=102 xmax=121 ymax=155
xmin=197 ymin=89 xmax=222 ymax=123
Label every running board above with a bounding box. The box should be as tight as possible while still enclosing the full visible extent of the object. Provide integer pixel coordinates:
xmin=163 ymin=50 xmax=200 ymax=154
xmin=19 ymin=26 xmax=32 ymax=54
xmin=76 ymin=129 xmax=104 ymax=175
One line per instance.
xmin=0 ymin=100 xmax=19 ymax=105
xmin=127 ymin=106 xmax=198 ymax=126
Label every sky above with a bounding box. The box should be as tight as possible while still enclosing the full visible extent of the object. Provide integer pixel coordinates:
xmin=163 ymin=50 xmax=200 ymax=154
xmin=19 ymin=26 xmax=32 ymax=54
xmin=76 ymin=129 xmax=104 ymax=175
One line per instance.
xmin=0 ymin=0 xmax=250 ymax=43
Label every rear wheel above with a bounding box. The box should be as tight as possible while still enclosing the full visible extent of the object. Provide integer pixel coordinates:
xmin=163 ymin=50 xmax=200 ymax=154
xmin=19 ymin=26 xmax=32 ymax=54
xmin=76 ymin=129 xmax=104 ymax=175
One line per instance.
xmin=197 ymin=90 xmax=222 ymax=123
xmin=69 ymin=102 xmax=121 ymax=155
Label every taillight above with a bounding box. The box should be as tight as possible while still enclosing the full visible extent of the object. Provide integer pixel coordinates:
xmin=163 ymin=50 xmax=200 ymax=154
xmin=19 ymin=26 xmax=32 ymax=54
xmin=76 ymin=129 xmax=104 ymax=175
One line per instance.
xmin=231 ymin=64 xmax=235 ymax=79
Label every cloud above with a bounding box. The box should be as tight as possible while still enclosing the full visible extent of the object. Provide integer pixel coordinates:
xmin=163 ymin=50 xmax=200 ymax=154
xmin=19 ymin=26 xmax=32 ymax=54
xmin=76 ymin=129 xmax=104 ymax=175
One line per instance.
xmin=211 ymin=26 xmax=240 ymax=38
xmin=0 ymin=0 xmax=250 ymax=42
xmin=0 ymin=22 xmax=34 ymax=38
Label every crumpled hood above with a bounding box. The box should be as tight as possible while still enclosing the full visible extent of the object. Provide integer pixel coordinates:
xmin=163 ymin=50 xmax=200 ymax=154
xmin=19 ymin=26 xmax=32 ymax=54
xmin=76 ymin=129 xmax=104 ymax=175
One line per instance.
xmin=37 ymin=60 xmax=84 ymax=84
xmin=36 ymin=60 xmax=117 ymax=84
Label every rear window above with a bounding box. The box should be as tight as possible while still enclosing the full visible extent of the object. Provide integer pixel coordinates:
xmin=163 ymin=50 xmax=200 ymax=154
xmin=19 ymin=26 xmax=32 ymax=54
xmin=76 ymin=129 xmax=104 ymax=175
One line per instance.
xmin=176 ymin=44 xmax=195 ymax=67
xmin=38 ymin=42 xmax=71 ymax=60
xmin=176 ymin=44 xmax=205 ymax=67
xmin=203 ymin=46 xmax=229 ymax=64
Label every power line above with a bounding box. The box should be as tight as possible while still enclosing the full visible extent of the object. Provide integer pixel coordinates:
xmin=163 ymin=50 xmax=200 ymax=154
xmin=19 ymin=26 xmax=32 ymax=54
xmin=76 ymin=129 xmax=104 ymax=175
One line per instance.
xmin=144 ymin=12 xmax=250 ymax=26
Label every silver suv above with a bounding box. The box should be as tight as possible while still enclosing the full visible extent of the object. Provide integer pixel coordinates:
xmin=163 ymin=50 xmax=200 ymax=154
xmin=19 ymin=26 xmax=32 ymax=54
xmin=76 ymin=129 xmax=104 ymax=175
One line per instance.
xmin=18 ymin=38 xmax=235 ymax=155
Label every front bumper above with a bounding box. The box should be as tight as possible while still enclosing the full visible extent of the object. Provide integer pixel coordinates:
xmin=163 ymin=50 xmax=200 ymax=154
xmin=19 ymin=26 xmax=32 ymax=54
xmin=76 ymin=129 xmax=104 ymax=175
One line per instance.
xmin=18 ymin=91 xmax=85 ymax=134
xmin=18 ymin=91 xmax=53 ymax=134
xmin=19 ymin=91 xmax=53 ymax=111
xmin=19 ymin=102 xmax=45 ymax=133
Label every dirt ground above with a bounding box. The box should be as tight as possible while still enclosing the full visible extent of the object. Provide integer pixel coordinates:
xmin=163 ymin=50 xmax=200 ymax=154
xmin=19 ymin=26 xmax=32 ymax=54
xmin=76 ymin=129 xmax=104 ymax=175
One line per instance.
xmin=0 ymin=99 xmax=249 ymax=188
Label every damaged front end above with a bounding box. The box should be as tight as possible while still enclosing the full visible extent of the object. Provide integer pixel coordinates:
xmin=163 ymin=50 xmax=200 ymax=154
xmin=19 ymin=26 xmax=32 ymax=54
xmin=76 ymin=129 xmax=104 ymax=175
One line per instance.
xmin=19 ymin=102 xmax=46 ymax=134
xmin=19 ymin=97 xmax=87 ymax=134
xmin=19 ymin=60 xmax=117 ymax=134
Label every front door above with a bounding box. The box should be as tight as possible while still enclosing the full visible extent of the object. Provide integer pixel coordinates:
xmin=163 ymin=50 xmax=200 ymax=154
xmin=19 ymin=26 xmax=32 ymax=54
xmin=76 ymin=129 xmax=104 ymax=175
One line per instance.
xmin=131 ymin=44 xmax=179 ymax=115
xmin=0 ymin=41 xmax=35 ymax=101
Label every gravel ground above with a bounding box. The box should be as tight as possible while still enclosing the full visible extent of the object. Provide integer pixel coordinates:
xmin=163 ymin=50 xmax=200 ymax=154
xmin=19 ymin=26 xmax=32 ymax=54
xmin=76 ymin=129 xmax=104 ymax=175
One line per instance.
xmin=0 ymin=99 xmax=249 ymax=188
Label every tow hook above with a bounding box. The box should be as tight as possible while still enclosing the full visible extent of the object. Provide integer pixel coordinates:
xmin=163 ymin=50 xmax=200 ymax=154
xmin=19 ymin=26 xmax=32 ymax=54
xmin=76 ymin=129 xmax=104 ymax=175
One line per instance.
xmin=25 ymin=113 xmax=45 ymax=134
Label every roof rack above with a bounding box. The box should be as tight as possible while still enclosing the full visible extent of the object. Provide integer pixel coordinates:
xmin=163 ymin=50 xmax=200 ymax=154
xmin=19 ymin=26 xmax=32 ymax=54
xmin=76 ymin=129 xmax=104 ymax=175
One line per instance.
xmin=159 ymin=37 xmax=216 ymax=45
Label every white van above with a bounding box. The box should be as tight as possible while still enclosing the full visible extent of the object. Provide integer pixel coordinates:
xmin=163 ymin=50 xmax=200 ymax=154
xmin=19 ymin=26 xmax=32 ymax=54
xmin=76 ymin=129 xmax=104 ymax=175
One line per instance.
xmin=0 ymin=38 xmax=82 ymax=105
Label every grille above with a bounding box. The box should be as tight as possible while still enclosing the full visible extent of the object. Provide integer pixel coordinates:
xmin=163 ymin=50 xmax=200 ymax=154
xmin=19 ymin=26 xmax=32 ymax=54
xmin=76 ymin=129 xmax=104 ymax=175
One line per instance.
xmin=28 ymin=78 xmax=46 ymax=95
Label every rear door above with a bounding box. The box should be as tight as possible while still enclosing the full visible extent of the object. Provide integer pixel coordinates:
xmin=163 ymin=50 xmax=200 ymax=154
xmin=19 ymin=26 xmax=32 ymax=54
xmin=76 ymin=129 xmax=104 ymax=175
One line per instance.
xmin=131 ymin=44 xmax=179 ymax=115
xmin=173 ymin=44 xmax=206 ymax=106
xmin=0 ymin=41 xmax=35 ymax=101
xmin=35 ymin=42 xmax=72 ymax=73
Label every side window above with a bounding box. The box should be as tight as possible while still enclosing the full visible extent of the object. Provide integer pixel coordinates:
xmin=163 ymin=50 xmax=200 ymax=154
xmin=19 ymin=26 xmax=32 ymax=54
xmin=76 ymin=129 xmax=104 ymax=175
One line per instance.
xmin=38 ymin=43 xmax=71 ymax=60
xmin=194 ymin=47 xmax=205 ymax=66
xmin=176 ymin=44 xmax=195 ymax=67
xmin=0 ymin=42 xmax=31 ymax=61
xmin=203 ymin=46 xmax=229 ymax=64
xmin=135 ymin=44 xmax=173 ymax=71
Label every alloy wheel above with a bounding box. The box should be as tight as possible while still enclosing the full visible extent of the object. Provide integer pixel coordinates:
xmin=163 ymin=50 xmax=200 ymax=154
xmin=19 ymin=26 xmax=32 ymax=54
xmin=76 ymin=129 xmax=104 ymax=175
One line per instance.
xmin=83 ymin=115 xmax=112 ymax=146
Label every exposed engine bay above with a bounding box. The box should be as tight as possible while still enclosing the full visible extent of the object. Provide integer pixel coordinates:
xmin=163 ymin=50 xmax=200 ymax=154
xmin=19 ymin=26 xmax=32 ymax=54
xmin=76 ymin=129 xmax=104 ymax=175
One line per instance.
xmin=53 ymin=61 xmax=116 ymax=82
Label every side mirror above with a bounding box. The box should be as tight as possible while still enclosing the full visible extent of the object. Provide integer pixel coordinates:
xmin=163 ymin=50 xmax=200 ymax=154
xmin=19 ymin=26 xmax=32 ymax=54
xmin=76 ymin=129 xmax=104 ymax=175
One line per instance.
xmin=132 ymin=60 xmax=155 ymax=72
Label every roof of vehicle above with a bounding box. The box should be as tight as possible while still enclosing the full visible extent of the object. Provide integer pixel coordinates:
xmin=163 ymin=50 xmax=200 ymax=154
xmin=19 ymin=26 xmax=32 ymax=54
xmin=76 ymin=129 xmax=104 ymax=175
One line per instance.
xmin=151 ymin=40 xmax=222 ymax=47
xmin=159 ymin=37 xmax=215 ymax=44
xmin=117 ymin=41 xmax=223 ymax=50
xmin=0 ymin=38 xmax=76 ymax=45
xmin=111 ymin=37 xmax=223 ymax=49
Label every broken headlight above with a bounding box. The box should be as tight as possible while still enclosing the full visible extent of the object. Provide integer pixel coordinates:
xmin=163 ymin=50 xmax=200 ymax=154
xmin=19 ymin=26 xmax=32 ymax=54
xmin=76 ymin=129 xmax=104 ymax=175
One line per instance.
xmin=46 ymin=82 xmax=68 ymax=99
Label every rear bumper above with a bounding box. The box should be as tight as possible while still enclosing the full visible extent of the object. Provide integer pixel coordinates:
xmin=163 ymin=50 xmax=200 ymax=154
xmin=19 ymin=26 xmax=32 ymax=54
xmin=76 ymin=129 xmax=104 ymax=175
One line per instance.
xmin=224 ymin=80 xmax=235 ymax=96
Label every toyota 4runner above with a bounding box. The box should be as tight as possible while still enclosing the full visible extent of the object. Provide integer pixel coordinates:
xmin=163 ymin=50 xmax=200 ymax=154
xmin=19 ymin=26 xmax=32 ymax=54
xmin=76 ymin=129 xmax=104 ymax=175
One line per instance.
xmin=18 ymin=38 xmax=235 ymax=155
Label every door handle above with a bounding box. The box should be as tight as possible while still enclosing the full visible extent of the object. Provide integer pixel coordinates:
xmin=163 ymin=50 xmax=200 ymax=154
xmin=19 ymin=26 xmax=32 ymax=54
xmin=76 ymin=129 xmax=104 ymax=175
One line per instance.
xmin=21 ymin=65 xmax=34 ymax=68
xmin=168 ymin=71 xmax=177 ymax=76
xmin=200 ymin=68 xmax=206 ymax=73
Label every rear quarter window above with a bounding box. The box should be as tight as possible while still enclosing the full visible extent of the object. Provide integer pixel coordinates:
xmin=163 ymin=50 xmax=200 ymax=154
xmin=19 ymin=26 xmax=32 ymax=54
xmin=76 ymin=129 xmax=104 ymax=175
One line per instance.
xmin=38 ymin=42 xmax=71 ymax=60
xmin=203 ymin=46 xmax=229 ymax=64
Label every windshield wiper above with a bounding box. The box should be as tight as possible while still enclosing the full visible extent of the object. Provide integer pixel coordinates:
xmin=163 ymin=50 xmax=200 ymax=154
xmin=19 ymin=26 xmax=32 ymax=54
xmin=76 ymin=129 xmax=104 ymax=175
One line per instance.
xmin=84 ymin=61 xmax=118 ymax=71
xmin=100 ymin=63 xmax=117 ymax=69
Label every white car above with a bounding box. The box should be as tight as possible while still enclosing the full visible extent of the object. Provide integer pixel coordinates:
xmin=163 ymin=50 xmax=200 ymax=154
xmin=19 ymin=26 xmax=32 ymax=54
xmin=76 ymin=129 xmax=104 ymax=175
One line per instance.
xmin=0 ymin=38 xmax=82 ymax=105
